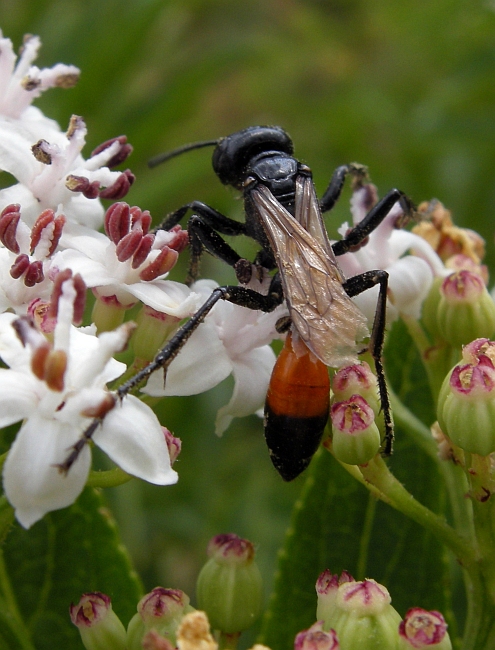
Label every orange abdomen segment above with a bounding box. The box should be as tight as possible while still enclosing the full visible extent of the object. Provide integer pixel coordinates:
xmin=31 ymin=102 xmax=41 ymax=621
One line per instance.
xmin=264 ymin=332 xmax=330 ymax=481
xmin=266 ymin=333 xmax=330 ymax=419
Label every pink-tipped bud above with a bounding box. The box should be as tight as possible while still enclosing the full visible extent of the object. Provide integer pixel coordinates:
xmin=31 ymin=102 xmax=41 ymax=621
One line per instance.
xmin=398 ymin=608 xmax=451 ymax=649
xmin=70 ymin=592 xmax=127 ymax=650
xmin=437 ymin=349 xmax=495 ymax=456
xmin=163 ymin=428 xmax=181 ymax=465
xmin=197 ymin=534 xmax=263 ymax=633
xmin=126 ymin=588 xmax=193 ymax=649
xmin=330 ymin=395 xmax=381 ymax=465
xmin=294 ymin=621 xmax=340 ymax=650
xmin=332 ymin=362 xmax=379 ymax=414
xmin=437 ymin=270 xmax=495 ymax=346
xmin=316 ymin=571 xmax=354 ymax=625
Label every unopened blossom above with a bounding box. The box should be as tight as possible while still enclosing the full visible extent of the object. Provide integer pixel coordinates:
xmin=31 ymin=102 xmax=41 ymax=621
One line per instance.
xmin=70 ymin=592 xmax=127 ymax=650
xmin=336 ymin=183 xmax=445 ymax=324
xmin=52 ymin=202 xmax=198 ymax=315
xmin=294 ymin=622 xmax=339 ymax=650
xmin=0 ymin=276 xmax=177 ymax=528
xmin=0 ymin=204 xmax=65 ymax=313
xmin=144 ymin=275 xmax=287 ymax=435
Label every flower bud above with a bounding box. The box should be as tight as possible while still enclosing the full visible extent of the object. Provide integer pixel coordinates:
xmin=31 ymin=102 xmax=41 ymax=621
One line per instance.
xmin=398 ymin=608 xmax=452 ymax=649
xmin=70 ymin=592 xmax=126 ymax=650
xmin=437 ymin=349 xmax=495 ymax=456
xmin=316 ymin=571 xmax=354 ymax=628
xmin=294 ymin=621 xmax=340 ymax=650
xmin=330 ymin=396 xmax=381 ymax=465
xmin=196 ymin=534 xmax=263 ymax=633
xmin=332 ymin=362 xmax=379 ymax=415
xmin=126 ymin=588 xmax=193 ymax=650
xmin=133 ymin=305 xmax=181 ymax=362
xmin=318 ymin=578 xmax=402 ymax=650
xmin=437 ymin=271 xmax=495 ymax=347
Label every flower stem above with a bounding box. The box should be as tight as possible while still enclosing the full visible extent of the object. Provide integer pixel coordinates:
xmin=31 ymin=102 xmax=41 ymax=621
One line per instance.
xmin=358 ymin=456 xmax=475 ymax=565
xmin=86 ymin=467 xmax=133 ymax=488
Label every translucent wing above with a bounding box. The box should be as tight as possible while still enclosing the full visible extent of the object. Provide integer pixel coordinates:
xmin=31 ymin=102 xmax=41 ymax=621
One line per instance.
xmin=252 ymin=177 xmax=369 ymax=367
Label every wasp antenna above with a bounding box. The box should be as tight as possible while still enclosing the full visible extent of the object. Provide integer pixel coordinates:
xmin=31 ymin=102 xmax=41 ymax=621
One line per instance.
xmin=148 ymin=139 xmax=220 ymax=168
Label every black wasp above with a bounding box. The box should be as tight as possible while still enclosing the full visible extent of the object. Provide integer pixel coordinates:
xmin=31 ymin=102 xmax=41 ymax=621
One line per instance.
xmin=62 ymin=126 xmax=414 ymax=481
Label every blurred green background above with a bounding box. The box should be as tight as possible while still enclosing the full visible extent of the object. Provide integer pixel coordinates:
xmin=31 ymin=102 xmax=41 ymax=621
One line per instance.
xmin=2 ymin=0 xmax=495 ymax=636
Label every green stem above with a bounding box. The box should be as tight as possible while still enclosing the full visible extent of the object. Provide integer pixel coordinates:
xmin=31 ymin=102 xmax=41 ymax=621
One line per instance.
xmin=86 ymin=467 xmax=133 ymax=488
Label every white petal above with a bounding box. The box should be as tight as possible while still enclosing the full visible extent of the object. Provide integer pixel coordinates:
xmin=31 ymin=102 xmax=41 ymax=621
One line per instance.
xmin=388 ymin=256 xmax=434 ymax=319
xmin=126 ymin=281 xmax=201 ymax=317
xmin=93 ymin=396 xmax=177 ymax=485
xmin=144 ymin=320 xmax=232 ymax=397
xmin=3 ymin=416 xmax=91 ymax=528
xmin=0 ymin=369 xmax=39 ymax=426
xmin=215 ymin=345 xmax=276 ymax=435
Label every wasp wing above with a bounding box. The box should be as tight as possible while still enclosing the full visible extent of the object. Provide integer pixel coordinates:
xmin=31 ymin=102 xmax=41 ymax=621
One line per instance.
xmin=252 ymin=178 xmax=369 ymax=368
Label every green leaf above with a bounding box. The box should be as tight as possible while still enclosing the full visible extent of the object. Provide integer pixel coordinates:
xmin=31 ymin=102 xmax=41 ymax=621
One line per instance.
xmin=259 ymin=321 xmax=452 ymax=650
xmin=0 ymin=488 xmax=142 ymax=649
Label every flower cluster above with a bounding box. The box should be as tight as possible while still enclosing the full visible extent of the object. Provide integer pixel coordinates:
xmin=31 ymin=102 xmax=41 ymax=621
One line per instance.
xmin=0 ymin=31 xmax=284 ymax=528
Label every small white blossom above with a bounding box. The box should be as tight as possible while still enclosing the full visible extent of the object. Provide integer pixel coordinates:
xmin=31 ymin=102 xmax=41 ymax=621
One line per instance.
xmin=0 ymin=31 xmax=79 ymax=122
xmin=0 ymin=278 xmax=177 ymax=528
xmin=0 ymin=116 xmax=131 ymax=229
xmin=52 ymin=203 xmax=199 ymax=315
xmin=337 ymin=184 xmax=446 ymax=323
xmin=144 ymin=276 xmax=287 ymax=435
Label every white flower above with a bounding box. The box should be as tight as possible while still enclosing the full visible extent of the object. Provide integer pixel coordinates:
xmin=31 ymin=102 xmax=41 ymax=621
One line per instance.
xmin=0 ymin=278 xmax=177 ymax=529
xmin=0 ymin=115 xmax=131 ymax=229
xmin=52 ymin=203 xmax=199 ymax=315
xmin=0 ymin=31 xmax=79 ymax=122
xmin=144 ymin=276 xmax=287 ymax=435
xmin=337 ymin=184 xmax=446 ymax=323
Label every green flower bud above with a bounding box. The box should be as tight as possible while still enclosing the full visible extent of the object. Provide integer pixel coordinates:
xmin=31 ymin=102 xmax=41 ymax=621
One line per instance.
xmin=316 ymin=570 xmax=355 ymax=626
xmin=196 ymin=533 xmax=263 ymax=634
xmin=70 ymin=592 xmax=127 ymax=650
xmin=331 ymin=396 xmax=381 ymax=465
xmin=437 ymin=340 xmax=495 ymax=456
xmin=332 ymin=363 xmax=379 ymax=415
xmin=126 ymin=588 xmax=194 ymax=650
xmin=398 ymin=608 xmax=452 ymax=649
xmin=319 ymin=578 xmax=402 ymax=650
xmin=133 ymin=305 xmax=181 ymax=363
xmin=437 ymin=271 xmax=495 ymax=347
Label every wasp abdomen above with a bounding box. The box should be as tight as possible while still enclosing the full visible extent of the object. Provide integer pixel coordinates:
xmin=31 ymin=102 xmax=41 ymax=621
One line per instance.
xmin=264 ymin=332 xmax=330 ymax=481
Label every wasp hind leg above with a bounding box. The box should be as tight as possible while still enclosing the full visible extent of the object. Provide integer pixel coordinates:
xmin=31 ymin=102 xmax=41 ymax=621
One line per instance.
xmin=342 ymin=269 xmax=394 ymax=456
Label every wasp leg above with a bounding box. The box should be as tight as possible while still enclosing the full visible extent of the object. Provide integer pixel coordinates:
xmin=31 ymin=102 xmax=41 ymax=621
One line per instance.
xmin=58 ymin=283 xmax=284 ymax=475
xmin=186 ymin=215 xmax=245 ymax=285
xmin=342 ymin=269 xmax=394 ymax=456
xmin=319 ymin=163 xmax=369 ymax=213
xmin=155 ymin=201 xmax=247 ymax=236
xmin=332 ymin=189 xmax=415 ymax=257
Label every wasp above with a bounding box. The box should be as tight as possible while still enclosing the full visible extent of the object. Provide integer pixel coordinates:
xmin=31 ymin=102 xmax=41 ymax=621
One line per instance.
xmin=62 ymin=126 xmax=413 ymax=480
